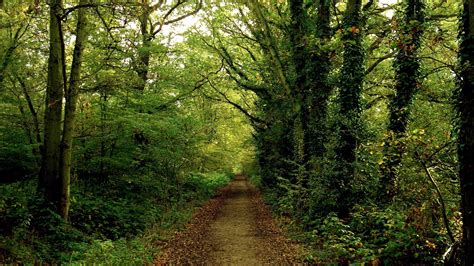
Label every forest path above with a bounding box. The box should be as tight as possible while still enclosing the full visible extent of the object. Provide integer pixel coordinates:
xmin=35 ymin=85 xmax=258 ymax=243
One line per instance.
xmin=155 ymin=175 xmax=302 ymax=265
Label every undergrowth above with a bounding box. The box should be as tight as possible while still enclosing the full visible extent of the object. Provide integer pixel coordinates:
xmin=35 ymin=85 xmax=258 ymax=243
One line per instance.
xmin=250 ymin=174 xmax=457 ymax=265
xmin=0 ymin=171 xmax=232 ymax=264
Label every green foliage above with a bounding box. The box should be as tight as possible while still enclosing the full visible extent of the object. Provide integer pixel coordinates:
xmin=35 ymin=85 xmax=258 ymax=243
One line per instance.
xmin=70 ymin=194 xmax=148 ymax=240
xmin=0 ymin=171 xmax=231 ymax=264
xmin=70 ymin=238 xmax=154 ymax=265
xmin=314 ymin=213 xmax=373 ymax=262
xmin=284 ymin=206 xmax=446 ymax=264
xmin=0 ymin=129 xmax=38 ymax=181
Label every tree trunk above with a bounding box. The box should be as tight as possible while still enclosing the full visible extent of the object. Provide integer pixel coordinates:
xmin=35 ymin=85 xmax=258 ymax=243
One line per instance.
xmin=334 ymin=0 xmax=364 ymax=217
xmin=289 ymin=0 xmax=307 ymax=168
xmin=135 ymin=4 xmax=152 ymax=91
xmin=380 ymin=0 xmax=424 ymax=203
xmin=59 ymin=0 xmax=89 ymax=220
xmin=39 ymin=0 xmax=65 ymax=210
xmin=458 ymin=0 xmax=474 ymax=263
xmin=305 ymin=0 xmax=332 ymax=164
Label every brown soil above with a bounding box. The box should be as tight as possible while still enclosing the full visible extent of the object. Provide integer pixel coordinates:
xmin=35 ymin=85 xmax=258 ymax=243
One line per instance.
xmin=155 ymin=175 xmax=302 ymax=265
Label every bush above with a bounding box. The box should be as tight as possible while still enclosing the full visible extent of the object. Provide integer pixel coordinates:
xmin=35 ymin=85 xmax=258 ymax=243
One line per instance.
xmin=0 ymin=181 xmax=34 ymax=236
xmin=288 ymin=205 xmax=445 ymax=264
xmin=69 ymin=238 xmax=154 ymax=265
xmin=70 ymin=195 xmax=149 ymax=240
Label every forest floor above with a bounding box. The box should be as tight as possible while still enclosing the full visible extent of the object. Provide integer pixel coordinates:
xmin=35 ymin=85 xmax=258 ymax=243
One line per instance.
xmin=155 ymin=175 xmax=303 ymax=265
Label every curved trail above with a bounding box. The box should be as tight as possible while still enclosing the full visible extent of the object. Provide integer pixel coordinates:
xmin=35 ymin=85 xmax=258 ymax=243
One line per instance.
xmin=155 ymin=176 xmax=301 ymax=265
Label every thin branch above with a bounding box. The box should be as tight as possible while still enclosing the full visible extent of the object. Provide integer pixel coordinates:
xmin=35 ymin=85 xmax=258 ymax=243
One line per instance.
xmin=415 ymin=150 xmax=455 ymax=243
xmin=208 ymin=80 xmax=265 ymax=125
xmin=426 ymin=141 xmax=456 ymax=163
xmin=365 ymin=51 xmax=396 ymax=75
xmin=164 ymin=0 xmax=202 ymax=25
xmin=61 ymin=3 xmax=110 ymax=19
xmin=419 ymin=56 xmax=457 ymax=73
xmin=155 ymin=61 xmax=224 ymax=111
xmin=152 ymin=0 xmax=202 ymax=36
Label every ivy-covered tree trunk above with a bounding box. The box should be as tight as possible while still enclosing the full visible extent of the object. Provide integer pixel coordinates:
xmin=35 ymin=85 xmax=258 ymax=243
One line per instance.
xmin=39 ymin=0 xmax=65 ymax=212
xmin=246 ymin=2 xmax=296 ymax=184
xmin=334 ymin=0 xmax=364 ymax=217
xmin=257 ymin=101 xmax=296 ymax=187
xmin=305 ymin=0 xmax=331 ymax=164
xmin=380 ymin=0 xmax=424 ymax=203
xmin=59 ymin=0 xmax=89 ymax=220
xmin=289 ymin=0 xmax=307 ymax=170
xmin=458 ymin=0 xmax=474 ymax=263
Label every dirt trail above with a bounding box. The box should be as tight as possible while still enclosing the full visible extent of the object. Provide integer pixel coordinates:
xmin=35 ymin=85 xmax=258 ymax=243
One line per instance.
xmin=208 ymin=176 xmax=263 ymax=264
xmin=155 ymin=175 xmax=301 ymax=265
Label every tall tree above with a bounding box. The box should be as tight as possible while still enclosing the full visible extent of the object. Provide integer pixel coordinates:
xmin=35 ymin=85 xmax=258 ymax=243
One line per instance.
xmin=39 ymin=0 xmax=65 ymax=212
xmin=334 ymin=0 xmax=364 ymax=216
xmin=40 ymin=0 xmax=90 ymax=219
xmin=458 ymin=0 xmax=474 ymax=263
xmin=380 ymin=0 xmax=424 ymax=202
xmin=241 ymin=2 xmax=296 ymax=184
xmin=305 ymin=0 xmax=332 ymax=164
xmin=58 ymin=0 xmax=90 ymax=220
xmin=289 ymin=0 xmax=307 ymax=169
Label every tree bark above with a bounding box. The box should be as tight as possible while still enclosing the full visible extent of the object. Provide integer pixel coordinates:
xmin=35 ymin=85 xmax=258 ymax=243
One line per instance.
xmin=289 ymin=0 xmax=306 ymax=167
xmin=334 ymin=0 xmax=364 ymax=217
xmin=380 ymin=0 xmax=424 ymax=203
xmin=135 ymin=3 xmax=152 ymax=91
xmin=39 ymin=0 xmax=65 ymax=210
xmin=59 ymin=0 xmax=89 ymax=220
xmin=305 ymin=0 xmax=332 ymax=164
xmin=458 ymin=0 xmax=474 ymax=263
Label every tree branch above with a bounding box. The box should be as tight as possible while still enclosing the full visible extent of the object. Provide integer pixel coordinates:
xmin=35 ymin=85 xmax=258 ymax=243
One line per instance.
xmin=365 ymin=51 xmax=396 ymax=75
xmin=152 ymin=0 xmax=202 ymax=36
xmin=61 ymin=3 xmax=110 ymax=19
xmin=415 ymin=150 xmax=455 ymax=243
xmin=208 ymin=80 xmax=265 ymax=126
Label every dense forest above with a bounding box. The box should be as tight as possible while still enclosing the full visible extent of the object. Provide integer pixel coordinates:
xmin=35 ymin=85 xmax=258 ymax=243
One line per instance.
xmin=1 ymin=0 xmax=474 ymax=264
